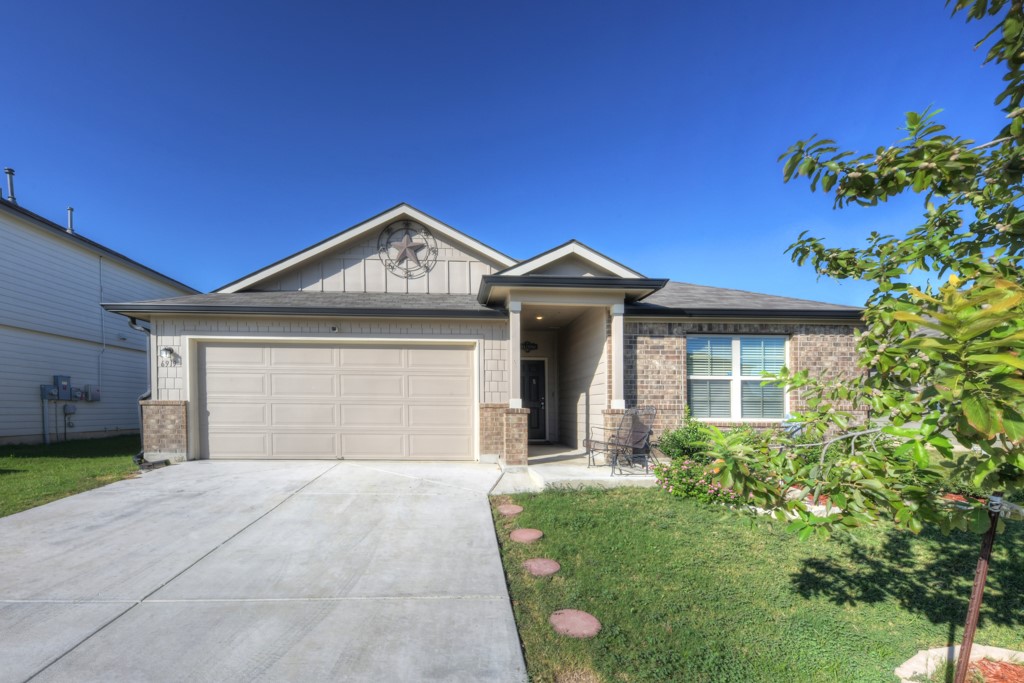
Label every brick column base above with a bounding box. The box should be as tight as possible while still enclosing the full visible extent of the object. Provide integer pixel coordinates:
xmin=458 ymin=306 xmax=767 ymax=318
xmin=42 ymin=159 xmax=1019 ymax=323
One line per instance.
xmin=503 ymin=408 xmax=531 ymax=467
xmin=603 ymin=408 xmax=627 ymax=432
xmin=141 ymin=400 xmax=188 ymax=462
xmin=479 ymin=404 xmax=506 ymax=463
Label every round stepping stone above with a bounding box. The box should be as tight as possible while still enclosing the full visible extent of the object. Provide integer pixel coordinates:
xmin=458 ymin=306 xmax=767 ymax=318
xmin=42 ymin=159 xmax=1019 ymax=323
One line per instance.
xmin=497 ymin=504 xmax=524 ymax=517
xmin=523 ymin=558 xmax=560 ymax=577
xmin=549 ymin=609 xmax=601 ymax=638
xmin=510 ymin=528 xmax=543 ymax=544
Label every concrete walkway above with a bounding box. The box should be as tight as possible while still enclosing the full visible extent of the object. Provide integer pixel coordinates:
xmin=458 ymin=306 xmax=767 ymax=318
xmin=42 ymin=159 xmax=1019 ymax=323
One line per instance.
xmin=0 ymin=460 xmax=526 ymax=683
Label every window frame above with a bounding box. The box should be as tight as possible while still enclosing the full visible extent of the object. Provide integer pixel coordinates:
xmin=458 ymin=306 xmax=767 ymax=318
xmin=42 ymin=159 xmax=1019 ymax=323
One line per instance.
xmin=684 ymin=334 xmax=789 ymax=422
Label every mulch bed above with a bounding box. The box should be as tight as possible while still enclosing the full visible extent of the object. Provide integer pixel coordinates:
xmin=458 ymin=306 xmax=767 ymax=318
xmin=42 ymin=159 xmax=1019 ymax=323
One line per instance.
xmin=972 ymin=659 xmax=1024 ymax=683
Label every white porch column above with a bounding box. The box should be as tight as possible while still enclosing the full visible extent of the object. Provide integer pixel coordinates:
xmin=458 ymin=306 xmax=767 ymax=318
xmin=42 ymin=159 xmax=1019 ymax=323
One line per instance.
xmin=509 ymin=300 xmax=522 ymax=408
xmin=610 ymin=303 xmax=625 ymax=409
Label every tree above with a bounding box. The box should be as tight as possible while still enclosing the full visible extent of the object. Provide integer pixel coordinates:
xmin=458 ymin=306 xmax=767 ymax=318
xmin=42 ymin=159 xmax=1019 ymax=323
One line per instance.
xmin=708 ymin=2 xmax=1024 ymax=680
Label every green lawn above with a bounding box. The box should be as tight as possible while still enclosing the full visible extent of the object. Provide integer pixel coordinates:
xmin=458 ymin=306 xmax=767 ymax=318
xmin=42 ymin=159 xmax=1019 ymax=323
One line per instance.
xmin=492 ymin=488 xmax=1024 ymax=683
xmin=0 ymin=436 xmax=141 ymax=517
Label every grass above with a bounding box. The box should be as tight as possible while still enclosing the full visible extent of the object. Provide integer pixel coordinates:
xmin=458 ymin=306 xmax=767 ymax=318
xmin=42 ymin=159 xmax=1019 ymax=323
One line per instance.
xmin=0 ymin=435 xmax=141 ymax=517
xmin=492 ymin=488 xmax=1024 ymax=683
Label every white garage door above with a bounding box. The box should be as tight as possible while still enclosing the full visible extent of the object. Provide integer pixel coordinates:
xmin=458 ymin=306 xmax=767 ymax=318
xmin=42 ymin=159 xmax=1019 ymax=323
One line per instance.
xmin=197 ymin=342 xmax=475 ymax=460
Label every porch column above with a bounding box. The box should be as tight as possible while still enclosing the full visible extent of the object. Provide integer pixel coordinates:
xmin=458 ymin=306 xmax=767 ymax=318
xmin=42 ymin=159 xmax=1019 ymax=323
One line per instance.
xmin=509 ymin=300 xmax=522 ymax=409
xmin=610 ymin=303 xmax=625 ymax=409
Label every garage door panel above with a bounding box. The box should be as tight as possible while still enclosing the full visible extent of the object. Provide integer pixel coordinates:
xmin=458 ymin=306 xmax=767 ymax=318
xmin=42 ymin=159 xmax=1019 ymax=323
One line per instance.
xmin=206 ymin=433 xmax=268 ymax=458
xmin=340 ymin=347 xmax=404 ymax=368
xmin=341 ymin=404 xmax=405 ymax=428
xmin=341 ymin=433 xmax=406 ymax=458
xmin=204 ymin=345 xmax=266 ymax=366
xmin=408 ymin=347 xmax=471 ymax=368
xmin=408 ymin=404 xmax=472 ymax=427
xmin=204 ymin=402 xmax=268 ymax=427
xmin=408 ymin=375 xmax=472 ymax=398
xmin=270 ymin=346 xmax=336 ymax=367
xmin=410 ymin=434 xmax=474 ymax=458
xmin=272 ymin=432 xmax=337 ymax=457
xmin=204 ymin=373 xmax=267 ymax=396
xmin=271 ymin=403 xmax=336 ymax=426
xmin=340 ymin=375 xmax=404 ymax=397
xmin=271 ymin=373 xmax=336 ymax=396
xmin=199 ymin=342 xmax=474 ymax=460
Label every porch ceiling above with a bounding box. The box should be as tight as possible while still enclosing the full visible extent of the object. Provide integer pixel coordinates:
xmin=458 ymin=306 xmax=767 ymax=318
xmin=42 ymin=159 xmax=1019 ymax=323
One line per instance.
xmin=520 ymin=303 xmax=591 ymax=331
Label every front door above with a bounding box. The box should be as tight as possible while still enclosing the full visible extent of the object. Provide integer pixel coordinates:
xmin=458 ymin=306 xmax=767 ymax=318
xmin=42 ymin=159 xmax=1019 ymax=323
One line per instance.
xmin=521 ymin=360 xmax=547 ymax=441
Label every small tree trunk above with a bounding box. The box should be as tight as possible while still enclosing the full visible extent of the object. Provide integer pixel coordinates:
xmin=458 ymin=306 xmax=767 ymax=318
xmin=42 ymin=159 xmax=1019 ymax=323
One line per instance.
xmin=953 ymin=493 xmax=1003 ymax=683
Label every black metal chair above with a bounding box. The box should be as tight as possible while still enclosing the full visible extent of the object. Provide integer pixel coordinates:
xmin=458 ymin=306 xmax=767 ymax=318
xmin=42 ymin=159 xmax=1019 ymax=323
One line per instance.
xmin=585 ymin=407 xmax=658 ymax=475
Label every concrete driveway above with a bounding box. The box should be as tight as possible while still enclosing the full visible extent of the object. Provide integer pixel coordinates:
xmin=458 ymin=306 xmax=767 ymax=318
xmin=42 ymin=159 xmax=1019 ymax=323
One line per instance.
xmin=0 ymin=460 xmax=526 ymax=682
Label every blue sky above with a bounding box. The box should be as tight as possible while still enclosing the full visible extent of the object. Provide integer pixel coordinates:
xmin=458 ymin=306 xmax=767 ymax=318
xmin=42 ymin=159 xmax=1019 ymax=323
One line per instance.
xmin=2 ymin=1 xmax=1005 ymax=303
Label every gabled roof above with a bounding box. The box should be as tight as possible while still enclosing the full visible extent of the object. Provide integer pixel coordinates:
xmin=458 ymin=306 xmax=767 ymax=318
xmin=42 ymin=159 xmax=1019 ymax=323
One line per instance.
xmin=625 ymin=281 xmax=864 ymax=319
xmin=0 ymin=198 xmax=197 ymax=294
xmin=102 ymin=291 xmax=505 ymax=321
xmin=493 ymin=239 xmax=644 ymax=278
xmin=216 ymin=203 xmax=518 ymax=293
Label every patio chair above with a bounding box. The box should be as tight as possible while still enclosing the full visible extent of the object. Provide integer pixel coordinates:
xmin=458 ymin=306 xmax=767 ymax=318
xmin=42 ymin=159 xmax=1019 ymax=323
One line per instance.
xmin=585 ymin=407 xmax=658 ymax=475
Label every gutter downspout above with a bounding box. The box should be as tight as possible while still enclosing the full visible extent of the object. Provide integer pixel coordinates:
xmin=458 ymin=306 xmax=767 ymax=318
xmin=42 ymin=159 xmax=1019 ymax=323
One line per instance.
xmin=128 ymin=317 xmax=151 ymax=466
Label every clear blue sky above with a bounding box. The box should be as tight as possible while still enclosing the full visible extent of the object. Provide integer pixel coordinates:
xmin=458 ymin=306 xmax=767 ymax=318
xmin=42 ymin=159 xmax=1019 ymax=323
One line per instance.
xmin=2 ymin=1 xmax=1005 ymax=303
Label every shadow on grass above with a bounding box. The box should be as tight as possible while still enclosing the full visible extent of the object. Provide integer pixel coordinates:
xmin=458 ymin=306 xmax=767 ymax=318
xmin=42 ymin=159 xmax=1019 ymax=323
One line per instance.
xmin=0 ymin=436 xmax=140 ymax=459
xmin=0 ymin=468 xmax=27 ymax=475
xmin=791 ymin=525 xmax=1024 ymax=681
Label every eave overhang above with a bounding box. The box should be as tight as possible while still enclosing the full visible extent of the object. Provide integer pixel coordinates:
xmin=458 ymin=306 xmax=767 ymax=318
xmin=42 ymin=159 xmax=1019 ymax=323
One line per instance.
xmin=101 ymin=303 xmax=507 ymax=323
xmin=624 ymin=305 xmax=864 ymax=320
xmin=478 ymin=275 xmax=668 ymax=305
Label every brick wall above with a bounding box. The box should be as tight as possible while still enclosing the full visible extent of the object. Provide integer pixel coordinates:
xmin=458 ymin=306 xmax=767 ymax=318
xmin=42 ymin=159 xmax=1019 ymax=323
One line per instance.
xmin=625 ymin=321 xmax=863 ymax=436
xmin=140 ymin=400 xmax=188 ymax=462
xmin=503 ymin=408 xmax=530 ymax=466
xmin=480 ymin=403 xmax=505 ymax=459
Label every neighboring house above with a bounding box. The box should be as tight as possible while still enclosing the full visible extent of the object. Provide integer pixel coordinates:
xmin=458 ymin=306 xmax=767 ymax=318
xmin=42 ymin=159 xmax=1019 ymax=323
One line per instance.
xmin=0 ymin=192 xmax=197 ymax=445
xmin=103 ymin=204 xmax=862 ymax=467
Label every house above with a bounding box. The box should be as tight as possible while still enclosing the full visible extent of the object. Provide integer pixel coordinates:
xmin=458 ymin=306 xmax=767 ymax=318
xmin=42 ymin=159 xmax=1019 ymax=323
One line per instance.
xmin=102 ymin=204 xmax=862 ymax=466
xmin=0 ymin=176 xmax=197 ymax=445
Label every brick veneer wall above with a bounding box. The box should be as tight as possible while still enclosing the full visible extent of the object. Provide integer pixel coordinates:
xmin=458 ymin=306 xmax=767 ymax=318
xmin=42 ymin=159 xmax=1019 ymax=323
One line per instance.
xmin=140 ymin=400 xmax=188 ymax=462
xmin=503 ymin=408 xmax=530 ymax=466
xmin=624 ymin=321 xmax=863 ymax=437
xmin=480 ymin=404 xmax=505 ymax=459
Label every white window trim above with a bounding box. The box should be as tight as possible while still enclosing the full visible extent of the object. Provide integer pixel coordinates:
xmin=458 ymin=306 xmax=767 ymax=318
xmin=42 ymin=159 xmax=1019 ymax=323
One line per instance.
xmin=685 ymin=335 xmax=789 ymax=423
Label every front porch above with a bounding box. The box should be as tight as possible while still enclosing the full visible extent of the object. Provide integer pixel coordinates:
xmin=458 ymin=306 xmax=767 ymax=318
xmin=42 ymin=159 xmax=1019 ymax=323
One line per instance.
xmin=490 ymin=444 xmax=658 ymax=493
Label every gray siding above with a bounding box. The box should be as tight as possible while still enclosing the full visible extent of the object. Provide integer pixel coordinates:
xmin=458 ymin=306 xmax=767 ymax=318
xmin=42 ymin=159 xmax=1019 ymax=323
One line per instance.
xmin=557 ymin=307 xmax=608 ymax=449
xmin=256 ymin=222 xmax=499 ymax=295
xmin=0 ymin=210 xmax=193 ymax=443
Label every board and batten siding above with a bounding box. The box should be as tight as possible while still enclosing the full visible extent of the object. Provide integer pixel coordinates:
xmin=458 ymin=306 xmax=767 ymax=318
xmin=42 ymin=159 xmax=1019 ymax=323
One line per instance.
xmin=151 ymin=315 xmax=511 ymax=406
xmin=0 ymin=209 xmax=193 ymax=443
xmin=255 ymin=224 xmax=498 ymax=295
xmin=557 ymin=307 xmax=608 ymax=449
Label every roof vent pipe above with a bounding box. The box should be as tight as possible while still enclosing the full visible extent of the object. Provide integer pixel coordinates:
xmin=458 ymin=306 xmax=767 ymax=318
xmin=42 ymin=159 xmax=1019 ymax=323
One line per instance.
xmin=67 ymin=207 xmax=74 ymax=233
xmin=3 ymin=168 xmax=14 ymax=204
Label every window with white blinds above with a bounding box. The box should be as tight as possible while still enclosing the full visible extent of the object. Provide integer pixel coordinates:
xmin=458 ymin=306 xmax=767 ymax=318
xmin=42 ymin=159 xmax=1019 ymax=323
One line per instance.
xmin=686 ymin=336 xmax=787 ymax=420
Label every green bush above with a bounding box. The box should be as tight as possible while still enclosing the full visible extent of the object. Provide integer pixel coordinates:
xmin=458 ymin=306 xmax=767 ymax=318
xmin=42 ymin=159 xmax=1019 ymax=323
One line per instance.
xmin=656 ymin=409 xmax=714 ymax=461
xmin=653 ymin=457 xmax=741 ymax=505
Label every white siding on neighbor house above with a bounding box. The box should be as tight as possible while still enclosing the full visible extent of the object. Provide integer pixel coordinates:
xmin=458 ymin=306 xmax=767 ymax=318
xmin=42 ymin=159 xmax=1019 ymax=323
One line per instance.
xmin=0 ymin=209 xmax=193 ymax=443
xmin=151 ymin=316 xmax=511 ymax=406
xmin=558 ymin=307 xmax=608 ymax=449
xmin=256 ymin=223 xmax=500 ymax=295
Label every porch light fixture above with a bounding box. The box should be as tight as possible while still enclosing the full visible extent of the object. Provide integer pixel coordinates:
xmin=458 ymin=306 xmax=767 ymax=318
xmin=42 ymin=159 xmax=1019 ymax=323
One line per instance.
xmin=159 ymin=347 xmax=175 ymax=360
xmin=521 ymin=341 xmax=539 ymax=354
xmin=535 ymin=315 xmax=543 ymax=320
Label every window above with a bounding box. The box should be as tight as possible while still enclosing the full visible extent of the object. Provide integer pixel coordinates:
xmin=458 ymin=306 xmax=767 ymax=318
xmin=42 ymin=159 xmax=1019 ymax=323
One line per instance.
xmin=686 ymin=336 xmax=786 ymax=420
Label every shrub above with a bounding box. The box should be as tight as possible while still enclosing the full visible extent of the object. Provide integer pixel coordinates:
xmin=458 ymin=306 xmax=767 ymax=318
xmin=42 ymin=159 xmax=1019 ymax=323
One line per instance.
xmin=653 ymin=457 xmax=742 ymax=505
xmin=657 ymin=409 xmax=714 ymax=461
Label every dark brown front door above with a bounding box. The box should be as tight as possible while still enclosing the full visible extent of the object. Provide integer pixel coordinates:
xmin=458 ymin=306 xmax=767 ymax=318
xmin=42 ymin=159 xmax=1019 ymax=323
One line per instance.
xmin=521 ymin=360 xmax=546 ymax=441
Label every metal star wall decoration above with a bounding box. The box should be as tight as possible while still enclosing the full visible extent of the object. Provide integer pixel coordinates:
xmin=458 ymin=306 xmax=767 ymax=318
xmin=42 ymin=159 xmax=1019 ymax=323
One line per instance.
xmin=391 ymin=233 xmax=426 ymax=266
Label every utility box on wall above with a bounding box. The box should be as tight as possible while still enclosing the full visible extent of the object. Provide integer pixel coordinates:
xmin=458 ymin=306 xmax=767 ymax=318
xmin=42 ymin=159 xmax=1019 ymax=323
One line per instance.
xmin=53 ymin=376 xmax=71 ymax=401
xmin=84 ymin=385 xmax=101 ymax=402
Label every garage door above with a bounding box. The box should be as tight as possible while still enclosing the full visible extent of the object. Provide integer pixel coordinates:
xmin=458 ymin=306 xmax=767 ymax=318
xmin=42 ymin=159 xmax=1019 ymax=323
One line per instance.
xmin=197 ymin=342 xmax=475 ymax=460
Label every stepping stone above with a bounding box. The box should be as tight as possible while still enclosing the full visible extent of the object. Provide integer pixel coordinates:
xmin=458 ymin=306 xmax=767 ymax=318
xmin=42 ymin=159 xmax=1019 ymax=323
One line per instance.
xmin=549 ymin=609 xmax=601 ymax=638
xmin=523 ymin=558 xmax=560 ymax=577
xmin=510 ymin=528 xmax=543 ymax=544
xmin=497 ymin=504 xmax=524 ymax=516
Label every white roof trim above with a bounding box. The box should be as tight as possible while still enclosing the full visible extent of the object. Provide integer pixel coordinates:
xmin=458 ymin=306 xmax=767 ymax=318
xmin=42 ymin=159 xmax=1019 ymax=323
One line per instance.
xmin=498 ymin=241 xmax=642 ymax=278
xmin=217 ymin=204 xmax=518 ymax=293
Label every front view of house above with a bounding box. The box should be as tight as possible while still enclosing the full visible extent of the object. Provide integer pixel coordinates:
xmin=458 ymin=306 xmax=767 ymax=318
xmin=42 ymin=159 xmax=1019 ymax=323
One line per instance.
xmin=104 ymin=204 xmax=863 ymax=467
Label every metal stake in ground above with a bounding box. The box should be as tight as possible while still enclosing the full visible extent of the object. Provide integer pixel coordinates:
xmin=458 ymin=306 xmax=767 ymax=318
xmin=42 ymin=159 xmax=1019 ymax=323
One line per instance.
xmin=953 ymin=492 xmax=1003 ymax=683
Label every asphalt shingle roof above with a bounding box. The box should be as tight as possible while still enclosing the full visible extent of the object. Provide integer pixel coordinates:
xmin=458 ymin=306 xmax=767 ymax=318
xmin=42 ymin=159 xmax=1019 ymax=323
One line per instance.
xmin=627 ymin=281 xmax=863 ymax=318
